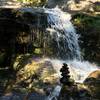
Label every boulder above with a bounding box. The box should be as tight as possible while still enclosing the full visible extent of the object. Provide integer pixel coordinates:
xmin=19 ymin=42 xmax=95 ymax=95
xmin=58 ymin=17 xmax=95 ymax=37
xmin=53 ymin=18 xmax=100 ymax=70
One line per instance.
xmin=84 ymin=70 xmax=100 ymax=99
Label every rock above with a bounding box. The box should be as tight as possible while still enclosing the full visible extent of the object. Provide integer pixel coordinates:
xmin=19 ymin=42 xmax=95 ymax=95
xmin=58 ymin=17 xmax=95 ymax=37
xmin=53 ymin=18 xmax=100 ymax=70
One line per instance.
xmin=0 ymin=95 xmax=21 ymax=100
xmin=47 ymin=0 xmax=99 ymax=14
xmin=24 ymin=92 xmax=46 ymax=100
xmin=13 ymin=57 xmax=58 ymax=94
xmin=84 ymin=70 xmax=100 ymax=99
xmin=86 ymin=70 xmax=100 ymax=79
xmin=84 ymin=70 xmax=100 ymax=84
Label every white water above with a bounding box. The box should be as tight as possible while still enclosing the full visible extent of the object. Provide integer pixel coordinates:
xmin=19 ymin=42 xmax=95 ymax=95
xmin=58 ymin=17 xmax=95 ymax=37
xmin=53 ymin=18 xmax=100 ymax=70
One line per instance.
xmin=43 ymin=7 xmax=98 ymax=82
xmin=44 ymin=7 xmax=81 ymax=60
xmin=46 ymin=85 xmax=61 ymax=100
xmin=51 ymin=59 xmax=98 ymax=82
xmin=43 ymin=7 xmax=99 ymax=100
xmin=44 ymin=58 xmax=98 ymax=100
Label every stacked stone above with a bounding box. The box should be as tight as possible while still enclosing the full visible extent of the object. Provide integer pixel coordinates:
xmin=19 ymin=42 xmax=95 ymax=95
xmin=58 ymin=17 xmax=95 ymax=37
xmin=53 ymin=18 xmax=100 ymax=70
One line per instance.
xmin=60 ymin=63 xmax=73 ymax=86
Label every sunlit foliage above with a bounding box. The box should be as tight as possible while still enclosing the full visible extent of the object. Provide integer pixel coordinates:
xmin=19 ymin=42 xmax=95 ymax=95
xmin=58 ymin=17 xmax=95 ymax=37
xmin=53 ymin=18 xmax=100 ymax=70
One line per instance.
xmin=17 ymin=0 xmax=47 ymax=6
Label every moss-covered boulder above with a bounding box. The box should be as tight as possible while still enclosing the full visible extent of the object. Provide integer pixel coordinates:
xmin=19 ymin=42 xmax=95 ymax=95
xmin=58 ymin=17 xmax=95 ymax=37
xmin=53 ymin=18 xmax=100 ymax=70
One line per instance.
xmin=12 ymin=55 xmax=59 ymax=94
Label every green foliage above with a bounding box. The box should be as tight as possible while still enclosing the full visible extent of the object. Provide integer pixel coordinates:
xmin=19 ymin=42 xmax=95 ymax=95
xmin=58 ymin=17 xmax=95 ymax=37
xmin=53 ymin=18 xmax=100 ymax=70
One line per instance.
xmin=72 ymin=13 xmax=100 ymax=63
xmin=73 ymin=13 xmax=100 ymax=29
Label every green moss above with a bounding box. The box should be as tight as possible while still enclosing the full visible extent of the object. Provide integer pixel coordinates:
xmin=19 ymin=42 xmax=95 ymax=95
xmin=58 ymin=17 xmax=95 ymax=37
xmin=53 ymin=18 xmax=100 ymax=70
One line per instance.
xmin=73 ymin=13 xmax=100 ymax=29
xmin=34 ymin=48 xmax=42 ymax=55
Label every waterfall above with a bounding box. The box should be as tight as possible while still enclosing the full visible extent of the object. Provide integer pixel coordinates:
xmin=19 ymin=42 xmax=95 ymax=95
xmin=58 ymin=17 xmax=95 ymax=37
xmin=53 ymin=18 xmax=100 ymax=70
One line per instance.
xmin=42 ymin=7 xmax=98 ymax=100
xmin=45 ymin=7 xmax=81 ymax=60
xmin=43 ymin=7 xmax=98 ymax=82
xmin=19 ymin=7 xmax=81 ymax=60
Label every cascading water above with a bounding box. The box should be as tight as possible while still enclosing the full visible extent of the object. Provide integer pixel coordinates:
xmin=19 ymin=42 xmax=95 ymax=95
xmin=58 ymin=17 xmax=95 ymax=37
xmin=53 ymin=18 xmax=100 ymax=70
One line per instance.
xmin=45 ymin=7 xmax=81 ymax=60
xmin=42 ymin=7 xmax=98 ymax=100
xmin=43 ymin=7 xmax=98 ymax=82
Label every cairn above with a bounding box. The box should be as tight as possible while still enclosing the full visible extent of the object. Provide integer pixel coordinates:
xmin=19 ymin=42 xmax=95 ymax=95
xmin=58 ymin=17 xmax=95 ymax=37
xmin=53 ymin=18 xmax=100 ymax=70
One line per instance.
xmin=60 ymin=63 xmax=74 ymax=86
xmin=58 ymin=63 xmax=75 ymax=100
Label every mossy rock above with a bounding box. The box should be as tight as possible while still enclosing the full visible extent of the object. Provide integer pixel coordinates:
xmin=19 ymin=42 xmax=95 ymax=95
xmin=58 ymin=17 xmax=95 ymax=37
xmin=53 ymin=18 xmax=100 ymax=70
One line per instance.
xmin=13 ymin=56 xmax=58 ymax=92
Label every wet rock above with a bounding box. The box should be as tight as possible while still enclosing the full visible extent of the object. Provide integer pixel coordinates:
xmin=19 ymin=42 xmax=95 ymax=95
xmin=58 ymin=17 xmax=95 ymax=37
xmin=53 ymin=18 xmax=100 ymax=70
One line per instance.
xmin=84 ymin=70 xmax=100 ymax=99
xmin=24 ymin=92 xmax=46 ymax=100
xmin=0 ymin=95 xmax=21 ymax=100
xmin=0 ymin=96 xmax=11 ymax=100
xmin=78 ymin=88 xmax=91 ymax=100
xmin=58 ymin=83 xmax=93 ymax=100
